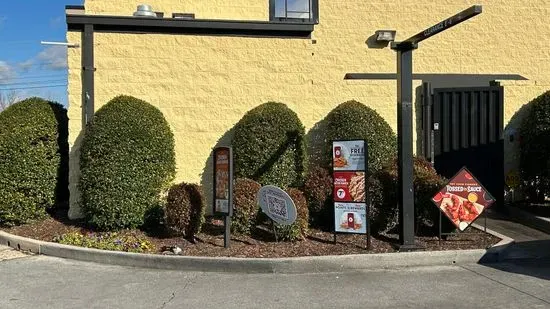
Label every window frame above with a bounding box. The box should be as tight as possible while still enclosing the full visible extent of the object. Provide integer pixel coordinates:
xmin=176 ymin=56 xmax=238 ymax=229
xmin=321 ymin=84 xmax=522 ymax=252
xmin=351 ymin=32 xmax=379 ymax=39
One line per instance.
xmin=269 ymin=0 xmax=319 ymax=24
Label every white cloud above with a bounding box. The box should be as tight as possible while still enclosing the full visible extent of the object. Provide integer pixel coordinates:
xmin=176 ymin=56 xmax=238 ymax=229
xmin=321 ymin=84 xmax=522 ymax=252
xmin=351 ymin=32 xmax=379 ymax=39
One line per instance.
xmin=36 ymin=45 xmax=68 ymax=70
xmin=0 ymin=61 xmax=16 ymax=84
xmin=18 ymin=59 xmax=35 ymax=73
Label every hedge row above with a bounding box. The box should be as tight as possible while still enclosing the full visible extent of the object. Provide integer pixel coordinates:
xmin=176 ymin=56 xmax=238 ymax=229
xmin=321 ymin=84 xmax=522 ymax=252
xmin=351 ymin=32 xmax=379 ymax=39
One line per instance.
xmin=1 ymin=95 xmax=450 ymax=241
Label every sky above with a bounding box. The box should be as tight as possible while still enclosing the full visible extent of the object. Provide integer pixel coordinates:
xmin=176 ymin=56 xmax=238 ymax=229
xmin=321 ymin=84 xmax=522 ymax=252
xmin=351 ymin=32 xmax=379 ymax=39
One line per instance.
xmin=0 ymin=0 xmax=83 ymax=106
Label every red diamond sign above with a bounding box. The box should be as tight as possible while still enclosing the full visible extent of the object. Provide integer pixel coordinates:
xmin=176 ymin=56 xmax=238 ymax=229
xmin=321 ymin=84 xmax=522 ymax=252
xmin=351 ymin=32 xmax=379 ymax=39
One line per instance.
xmin=432 ymin=167 xmax=494 ymax=231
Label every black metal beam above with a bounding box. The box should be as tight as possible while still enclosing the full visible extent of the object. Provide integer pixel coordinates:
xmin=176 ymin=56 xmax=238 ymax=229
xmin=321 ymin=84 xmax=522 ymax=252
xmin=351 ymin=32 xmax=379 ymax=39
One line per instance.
xmin=396 ymin=47 xmax=417 ymax=250
xmin=344 ymin=73 xmax=528 ymax=81
xmin=67 ymin=14 xmax=314 ymax=38
xmin=399 ymin=5 xmax=482 ymax=47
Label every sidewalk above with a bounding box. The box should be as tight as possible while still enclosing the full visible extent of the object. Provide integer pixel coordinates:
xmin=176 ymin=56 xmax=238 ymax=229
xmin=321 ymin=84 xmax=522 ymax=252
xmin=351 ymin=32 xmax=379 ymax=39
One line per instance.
xmin=0 ymin=244 xmax=28 ymax=262
xmin=483 ymin=209 xmax=550 ymax=261
xmin=483 ymin=209 xmax=550 ymax=242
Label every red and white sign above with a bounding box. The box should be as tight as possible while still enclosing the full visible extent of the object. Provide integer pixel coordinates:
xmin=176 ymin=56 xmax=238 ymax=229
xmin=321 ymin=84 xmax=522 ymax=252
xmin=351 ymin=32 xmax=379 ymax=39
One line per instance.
xmin=333 ymin=171 xmax=366 ymax=202
xmin=432 ymin=167 xmax=494 ymax=231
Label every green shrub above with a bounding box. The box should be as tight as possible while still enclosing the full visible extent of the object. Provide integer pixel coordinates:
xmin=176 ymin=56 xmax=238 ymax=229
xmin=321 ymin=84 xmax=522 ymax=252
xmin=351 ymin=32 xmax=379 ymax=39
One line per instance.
xmin=79 ymin=95 xmax=175 ymax=231
xmin=273 ymin=188 xmax=309 ymax=241
xmin=232 ymin=178 xmax=261 ymax=234
xmin=233 ymin=102 xmax=307 ymax=188
xmin=54 ymin=231 xmax=155 ymax=253
xmin=165 ymin=182 xmax=206 ymax=238
xmin=303 ymin=166 xmax=333 ymax=228
xmin=0 ymin=97 xmax=68 ymax=226
xmin=520 ymin=91 xmax=550 ymax=201
xmin=372 ymin=157 xmax=449 ymax=235
xmin=324 ymin=100 xmax=396 ymax=172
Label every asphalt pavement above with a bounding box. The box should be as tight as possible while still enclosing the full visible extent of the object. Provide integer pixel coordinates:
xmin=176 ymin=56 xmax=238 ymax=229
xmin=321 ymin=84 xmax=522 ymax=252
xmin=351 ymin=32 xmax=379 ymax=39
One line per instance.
xmin=1 ymin=255 xmax=549 ymax=309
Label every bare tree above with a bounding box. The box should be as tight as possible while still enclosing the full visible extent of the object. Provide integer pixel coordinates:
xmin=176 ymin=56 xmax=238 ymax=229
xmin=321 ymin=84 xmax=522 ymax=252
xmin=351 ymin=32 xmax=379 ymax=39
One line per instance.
xmin=0 ymin=90 xmax=19 ymax=111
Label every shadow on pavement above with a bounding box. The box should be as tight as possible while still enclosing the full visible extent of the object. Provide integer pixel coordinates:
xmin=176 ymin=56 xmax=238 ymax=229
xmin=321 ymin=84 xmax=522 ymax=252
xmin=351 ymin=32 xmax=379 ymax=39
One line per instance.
xmin=480 ymin=239 xmax=550 ymax=281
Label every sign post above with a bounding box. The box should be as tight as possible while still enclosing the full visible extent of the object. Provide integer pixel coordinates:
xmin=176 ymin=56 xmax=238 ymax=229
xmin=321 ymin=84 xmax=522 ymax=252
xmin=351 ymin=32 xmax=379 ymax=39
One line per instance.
xmin=390 ymin=5 xmax=482 ymax=251
xmin=332 ymin=140 xmax=370 ymax=249
xmin=213 ymin=146 xmax=233 ymax=248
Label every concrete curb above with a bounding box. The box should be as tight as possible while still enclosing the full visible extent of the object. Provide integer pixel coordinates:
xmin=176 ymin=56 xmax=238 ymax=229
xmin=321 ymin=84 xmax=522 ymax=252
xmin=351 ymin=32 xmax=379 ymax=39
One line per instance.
xmin=0 ymin=227 xmax=512 ymax=274
xmin=503 ymin=204 xmax=550 ymax=234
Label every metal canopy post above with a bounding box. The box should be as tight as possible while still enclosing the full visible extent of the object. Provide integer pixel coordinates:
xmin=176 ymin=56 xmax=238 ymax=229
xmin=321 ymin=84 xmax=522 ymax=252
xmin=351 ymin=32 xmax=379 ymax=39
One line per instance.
xmin=390 ymin=5 xmax=482 ymax=251
xmin=394 ymin=43 xmax=417 ymax=250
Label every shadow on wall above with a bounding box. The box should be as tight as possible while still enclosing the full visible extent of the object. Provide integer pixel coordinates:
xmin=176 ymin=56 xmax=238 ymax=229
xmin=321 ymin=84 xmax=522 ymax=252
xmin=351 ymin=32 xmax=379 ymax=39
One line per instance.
xmin=200 ymin=127 xmax=235 ymax=217
xmin=49 ymin=102 xmax=70 ymax=209
xmin=67 ymin=131 xmax=85 ymax=219
xmin=305 ymin=115 xmax=329 ymax=170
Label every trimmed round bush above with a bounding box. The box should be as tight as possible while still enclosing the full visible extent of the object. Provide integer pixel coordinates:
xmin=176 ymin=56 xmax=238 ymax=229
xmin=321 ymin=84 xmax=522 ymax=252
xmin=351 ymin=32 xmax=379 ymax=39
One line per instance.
xmin=273 ymin=188 xmax=309 ymax=241
xmin=233 ymin=102 xmax=307 ymax=188
xmin=324 ymin=100 xmax=396 ymax=172
xmin=79 ymin=95 xmax=175 ymax=230
xmin=231 ymin=178 xmax=261 ymax=234
xmin=0 ymin=97 xmax=68 ymax=226
xmin=165 ymin=182 xmax=206 ymax=238
xmin=303 ymin=166 xmax=333 ymax=228
xmin=520 ymin=91 xmax=550 ymax=201
xmin=372 ymin=157 xmax=449 ymax=235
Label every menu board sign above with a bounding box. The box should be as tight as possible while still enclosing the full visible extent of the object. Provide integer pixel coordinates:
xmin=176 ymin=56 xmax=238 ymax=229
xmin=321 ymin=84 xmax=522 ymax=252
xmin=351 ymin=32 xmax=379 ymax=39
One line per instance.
xmin=332 ymin=140 xmax=366 ymax=171
xmin=332 ymin=140 xmax=368 ymax=235
xmin=432 ymin=167 xmax=494 ymax=231
xmin=213 ymin=147 xmax=232 ymax=215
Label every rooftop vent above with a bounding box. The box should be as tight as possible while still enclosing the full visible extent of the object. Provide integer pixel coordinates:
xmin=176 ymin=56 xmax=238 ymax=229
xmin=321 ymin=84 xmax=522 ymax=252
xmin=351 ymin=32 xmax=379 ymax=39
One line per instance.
xmin=133 ymin=4 xmax=157 ymax=17
xmin=172 ymin=13 xmax=195 ymax=20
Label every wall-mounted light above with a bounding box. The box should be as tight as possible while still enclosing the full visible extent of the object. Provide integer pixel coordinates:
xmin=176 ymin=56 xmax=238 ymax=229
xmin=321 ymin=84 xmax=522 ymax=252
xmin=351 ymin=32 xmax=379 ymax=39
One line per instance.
xmin=375 ymin=30 xmax=397 ymax=42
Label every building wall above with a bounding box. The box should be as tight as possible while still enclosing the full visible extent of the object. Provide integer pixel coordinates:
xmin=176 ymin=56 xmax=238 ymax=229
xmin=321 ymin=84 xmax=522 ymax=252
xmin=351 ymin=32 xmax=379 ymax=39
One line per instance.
xmin=67 ymin=0 xmax=550 ymax=217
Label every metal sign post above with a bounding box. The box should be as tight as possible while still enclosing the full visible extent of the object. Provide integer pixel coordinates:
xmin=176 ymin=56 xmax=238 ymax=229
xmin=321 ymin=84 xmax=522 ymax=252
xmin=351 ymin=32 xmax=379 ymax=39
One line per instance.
xmin=213 ymin=147 xmax=233 ymax=248
xmin=390 ymin=5 xmax=482 ymax=251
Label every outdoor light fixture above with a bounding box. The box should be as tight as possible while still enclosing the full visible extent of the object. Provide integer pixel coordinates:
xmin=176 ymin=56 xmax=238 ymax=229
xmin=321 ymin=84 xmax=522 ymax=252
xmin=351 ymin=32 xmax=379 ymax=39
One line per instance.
xmin=375 ymin=30 xmax=397 ymax=42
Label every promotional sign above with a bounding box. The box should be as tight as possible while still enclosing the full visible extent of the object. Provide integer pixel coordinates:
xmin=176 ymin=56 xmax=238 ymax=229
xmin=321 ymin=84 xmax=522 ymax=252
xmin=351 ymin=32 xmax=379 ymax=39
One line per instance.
xmin=334 ymin=202 xmax=367 ymax=234
xmin=333 ymin=171 xmax=366 ymax=202
xmin=332 ymin=140 xmax=368 ymax=237
xmin=332 ymin=140 xmax=366 ymax=171
xmin=432 ymin=167 xmax=494 ymax=231
xmin=213 ymin=147 xmax=232 ymax=215
xmin=257 ymin=185 xmax=297 ymax=225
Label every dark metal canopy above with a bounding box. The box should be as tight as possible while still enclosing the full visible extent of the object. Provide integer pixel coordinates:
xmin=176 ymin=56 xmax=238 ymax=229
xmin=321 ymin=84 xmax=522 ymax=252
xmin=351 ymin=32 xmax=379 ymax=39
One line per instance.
xmin=67 ymin=14 xmax=314 ymax=38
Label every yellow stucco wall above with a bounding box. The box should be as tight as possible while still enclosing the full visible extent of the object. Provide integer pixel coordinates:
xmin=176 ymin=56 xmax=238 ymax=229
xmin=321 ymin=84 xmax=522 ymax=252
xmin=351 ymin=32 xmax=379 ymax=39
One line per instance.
xmin=67 ymin=0 xmax=550 ymax=217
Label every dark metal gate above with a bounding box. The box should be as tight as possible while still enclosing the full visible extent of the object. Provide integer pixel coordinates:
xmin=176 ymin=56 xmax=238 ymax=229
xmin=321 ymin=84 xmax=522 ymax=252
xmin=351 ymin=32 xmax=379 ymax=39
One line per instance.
xmin=422 ymin=82 xmax=504 ymax=207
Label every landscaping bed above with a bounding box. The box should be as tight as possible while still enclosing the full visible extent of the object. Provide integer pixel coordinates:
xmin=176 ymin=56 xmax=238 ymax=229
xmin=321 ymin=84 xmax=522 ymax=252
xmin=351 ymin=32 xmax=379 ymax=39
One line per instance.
xmin=1 ymin=210 xmax=500 ymax=258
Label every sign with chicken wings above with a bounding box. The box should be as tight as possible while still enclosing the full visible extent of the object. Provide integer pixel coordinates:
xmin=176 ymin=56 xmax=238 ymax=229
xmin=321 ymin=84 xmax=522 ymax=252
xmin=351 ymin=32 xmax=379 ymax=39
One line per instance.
xmin=432 ymin=167 xmax=494 ymax=231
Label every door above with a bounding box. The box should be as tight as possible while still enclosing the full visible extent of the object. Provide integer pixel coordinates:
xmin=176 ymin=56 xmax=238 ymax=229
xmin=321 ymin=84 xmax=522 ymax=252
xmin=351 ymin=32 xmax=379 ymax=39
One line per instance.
xmin=423 ymin=83 xmax=504 ymax=207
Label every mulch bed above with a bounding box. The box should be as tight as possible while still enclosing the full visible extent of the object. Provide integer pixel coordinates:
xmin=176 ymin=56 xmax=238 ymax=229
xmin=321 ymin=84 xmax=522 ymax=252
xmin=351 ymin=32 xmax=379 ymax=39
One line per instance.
xmin=1 ymin=210 xmax=500 ymax=258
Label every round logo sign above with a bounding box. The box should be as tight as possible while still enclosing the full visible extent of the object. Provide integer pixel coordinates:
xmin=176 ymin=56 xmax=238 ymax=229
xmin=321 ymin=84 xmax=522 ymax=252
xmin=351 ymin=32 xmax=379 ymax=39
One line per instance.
xmin=257 ymin=185 xmax=297 ymax=225
xmin=337 ymin=188 xmax=346 ymax=199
